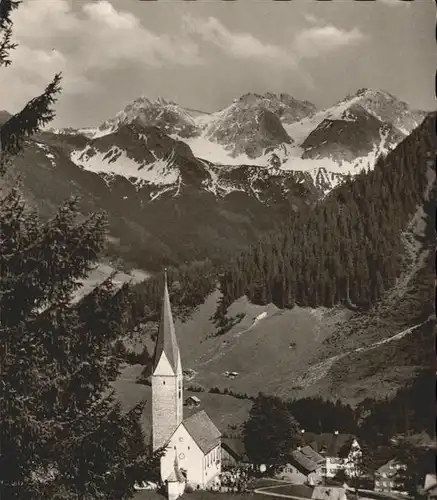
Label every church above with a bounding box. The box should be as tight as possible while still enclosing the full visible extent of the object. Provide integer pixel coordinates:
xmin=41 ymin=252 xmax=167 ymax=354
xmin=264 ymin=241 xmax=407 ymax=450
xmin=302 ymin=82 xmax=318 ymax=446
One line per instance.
xmin=151 ymin=271 xmax=222 ymax=499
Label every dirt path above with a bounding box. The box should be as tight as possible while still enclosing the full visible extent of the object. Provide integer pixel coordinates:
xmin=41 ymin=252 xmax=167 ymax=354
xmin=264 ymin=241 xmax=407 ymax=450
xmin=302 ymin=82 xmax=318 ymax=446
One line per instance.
xmin=296 ymin=318 xmax=429 ymax=387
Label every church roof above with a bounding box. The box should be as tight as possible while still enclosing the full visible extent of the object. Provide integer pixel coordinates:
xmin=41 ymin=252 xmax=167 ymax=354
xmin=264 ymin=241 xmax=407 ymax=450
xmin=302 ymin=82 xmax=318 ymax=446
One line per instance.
xmin=152 ymin=270 xmax=180 ymax=373
xmin=183 ymin=410 xmax=221 ymax=455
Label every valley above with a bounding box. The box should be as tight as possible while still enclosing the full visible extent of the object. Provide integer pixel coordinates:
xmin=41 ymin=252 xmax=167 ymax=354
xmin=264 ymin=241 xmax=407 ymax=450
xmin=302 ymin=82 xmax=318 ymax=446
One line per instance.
xmin=3 ymin=88 xmax=433 ymax=413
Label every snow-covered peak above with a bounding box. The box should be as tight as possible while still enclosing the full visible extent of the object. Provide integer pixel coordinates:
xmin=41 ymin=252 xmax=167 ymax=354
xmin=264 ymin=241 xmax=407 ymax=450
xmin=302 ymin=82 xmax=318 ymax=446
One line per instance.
xmin=330 ymin=87 xmax=426 ymax=134
xmin=217 ymin=92 xmax=316 ymax=122
xmin=97 ymin=96 xmax=201 ymax=140
xmin=46 ymin=88 xmax=426 ymax=197
xmin=155 ymin=96 xmax=177 ymax=106
xmin=189 ymin=92 xmax=316 ymax=159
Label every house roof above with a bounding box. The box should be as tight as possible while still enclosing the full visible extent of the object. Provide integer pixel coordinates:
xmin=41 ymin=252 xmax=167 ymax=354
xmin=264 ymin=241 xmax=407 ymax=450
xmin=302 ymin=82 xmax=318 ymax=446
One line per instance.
xmin=183 ymin=410 xmax=221 ymax=455
xmin=222 ymin=438 xmax=248 ymax=461
xmin=424 ymin=474 xmax=437 ymax=494
xmin=301 ymin=433 xmax=355 ymax=458
xmin=289 ymin=450 xmax=320 ymax=474
xmin=300 ymin=446 xmax=326 ymax=465
xmin=186 ymin=396 xmax=201 ymax=403
xmin=375 ymin=459 xmax=403 ymax=478
xmin=152 ymin=271 xmax=180 ymax=374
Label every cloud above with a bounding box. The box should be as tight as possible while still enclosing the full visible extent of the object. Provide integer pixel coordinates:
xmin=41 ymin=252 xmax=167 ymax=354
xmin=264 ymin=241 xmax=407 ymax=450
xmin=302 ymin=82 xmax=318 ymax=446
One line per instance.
xmin=183 ymin=14 xmax=296 ymax=66
xmin=1 ymin=0 xmax=202 ymax=110
xmin=183 ymin=14 xmax=365 ymax=73
xmin=303 ymin=14 xmax=320 ymax=25
xmin=293 ymin=25 xmax=365 ymax=60
xmin=1 ymin=2 xmax=367 ymax=117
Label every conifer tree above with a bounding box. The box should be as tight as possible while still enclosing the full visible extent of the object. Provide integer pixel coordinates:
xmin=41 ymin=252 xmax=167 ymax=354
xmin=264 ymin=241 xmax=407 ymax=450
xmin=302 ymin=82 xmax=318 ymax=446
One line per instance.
xmin=0 ymin=3 xmax=163 ymax=498
xmin=243 ymin=393 xmax=299 ymax=468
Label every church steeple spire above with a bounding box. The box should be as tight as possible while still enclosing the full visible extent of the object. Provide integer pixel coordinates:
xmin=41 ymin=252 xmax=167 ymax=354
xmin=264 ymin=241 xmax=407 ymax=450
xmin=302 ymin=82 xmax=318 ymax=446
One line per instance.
xmin=152 ymin=268 xmax=180 ymax=374
xmin=151 ymin=268 xmax=184 ymax=452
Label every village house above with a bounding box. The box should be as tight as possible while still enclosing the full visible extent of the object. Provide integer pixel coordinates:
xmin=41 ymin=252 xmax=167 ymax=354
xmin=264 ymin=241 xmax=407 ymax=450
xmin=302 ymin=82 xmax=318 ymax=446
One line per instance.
xmin=423 ymin=474 xmax=437 ymax=499
xmin=374 ymin=459 xmax=408 ymax=496
xmin=151 ymin=271 xmax=222 ymax=499
xmin=221 ymin=438 xmax=250 ymax=468
xmin=184 ymin=396 xmax=201 ymax=408
xmin=280 ymin=447 xmax=324 ymax=485
xmin=300 ymin=432 xmax=362 ymax=479
xmin=300 ymin=445 xmax=328 ymax=468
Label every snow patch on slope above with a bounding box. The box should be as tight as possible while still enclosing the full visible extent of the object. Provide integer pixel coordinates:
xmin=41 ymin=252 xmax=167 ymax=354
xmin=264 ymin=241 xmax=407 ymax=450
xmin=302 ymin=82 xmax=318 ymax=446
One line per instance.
xmin=35 ymin=142 xmax=56 ymax=168
xmin=73 ymin=263 xmax=151 ymax=304
xmin=172 ymin=106 xmax=399 ymax=194
xmin=70 ymin=146 xmax=179 ymax=187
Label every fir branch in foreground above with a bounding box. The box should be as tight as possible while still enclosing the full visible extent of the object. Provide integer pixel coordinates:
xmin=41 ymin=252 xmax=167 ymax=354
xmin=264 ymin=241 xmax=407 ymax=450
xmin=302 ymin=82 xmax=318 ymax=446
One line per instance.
xmin=0 ymin=73 xmax=62 ymax=155
xmin=0 ymin=0 xmax=21 ymax=67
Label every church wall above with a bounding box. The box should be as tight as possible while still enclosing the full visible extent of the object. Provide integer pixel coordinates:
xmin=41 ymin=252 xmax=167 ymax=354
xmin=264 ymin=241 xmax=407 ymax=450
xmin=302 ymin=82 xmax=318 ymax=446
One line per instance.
xmin=152 ymin=369 xmax=180 ymax=451
xmin=161 ymin=424 xmax=205 ymax=488
xmin=167 ymin=480 xmax=185 ymax=500
xmin=203 ymin=444 xmax=222 ymax=488
xmin=176 ymin=355 xmax=183 ymax=424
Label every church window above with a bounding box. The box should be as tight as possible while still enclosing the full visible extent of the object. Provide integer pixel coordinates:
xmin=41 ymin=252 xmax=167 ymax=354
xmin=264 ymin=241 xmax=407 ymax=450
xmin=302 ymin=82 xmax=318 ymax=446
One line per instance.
xmin=163 ymin=381 xmax=166 ymax=385
xmin=179 ymin=437 xmax=183 ymax=442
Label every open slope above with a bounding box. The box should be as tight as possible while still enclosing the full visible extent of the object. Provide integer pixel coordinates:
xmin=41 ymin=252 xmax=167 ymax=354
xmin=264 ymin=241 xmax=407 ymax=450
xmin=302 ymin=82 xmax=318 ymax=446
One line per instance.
xmin=111 ymin=363 xmax=252 ymax=441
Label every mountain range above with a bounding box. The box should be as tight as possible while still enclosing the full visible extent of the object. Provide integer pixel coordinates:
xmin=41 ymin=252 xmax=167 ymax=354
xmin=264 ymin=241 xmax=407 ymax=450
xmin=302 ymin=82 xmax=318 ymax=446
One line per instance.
xmin=2 ymin=88 xmax=427 ymax=271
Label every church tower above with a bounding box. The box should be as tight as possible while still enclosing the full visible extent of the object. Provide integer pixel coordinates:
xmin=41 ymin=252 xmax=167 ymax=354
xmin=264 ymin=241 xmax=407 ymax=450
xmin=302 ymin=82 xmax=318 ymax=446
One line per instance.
xmin=152 ymin=270 xmax=183 ymax=451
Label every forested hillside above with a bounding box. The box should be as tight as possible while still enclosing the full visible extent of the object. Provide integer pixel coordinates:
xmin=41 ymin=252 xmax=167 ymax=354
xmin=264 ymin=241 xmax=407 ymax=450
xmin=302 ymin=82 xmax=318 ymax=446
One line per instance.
xmin=127 ymin=260 xmax=218 ymax=326
xmin=217 ymin=113 xmax=435 ymax=314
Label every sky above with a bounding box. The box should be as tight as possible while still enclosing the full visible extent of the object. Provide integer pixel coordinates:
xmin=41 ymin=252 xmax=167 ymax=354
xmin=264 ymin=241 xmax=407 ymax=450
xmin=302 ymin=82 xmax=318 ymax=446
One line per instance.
xmin=1 ymin=0 xmax=435 ymax=129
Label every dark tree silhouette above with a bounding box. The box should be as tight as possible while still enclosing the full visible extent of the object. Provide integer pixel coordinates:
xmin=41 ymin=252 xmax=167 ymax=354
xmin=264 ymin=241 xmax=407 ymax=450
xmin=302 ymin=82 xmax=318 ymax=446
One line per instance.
xmin=0 ymin=5 xmax=164 ymax=498
xmin=243 ymin=393 xmax=300 ymax=468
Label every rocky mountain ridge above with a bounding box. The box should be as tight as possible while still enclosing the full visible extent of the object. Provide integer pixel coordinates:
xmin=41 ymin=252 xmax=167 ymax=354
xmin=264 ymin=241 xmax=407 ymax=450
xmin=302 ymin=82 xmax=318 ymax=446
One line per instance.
xmin=50 ymin=88 xmax=426 ymax=194
xmin=3 ymin=88 xmax=427 ymax=270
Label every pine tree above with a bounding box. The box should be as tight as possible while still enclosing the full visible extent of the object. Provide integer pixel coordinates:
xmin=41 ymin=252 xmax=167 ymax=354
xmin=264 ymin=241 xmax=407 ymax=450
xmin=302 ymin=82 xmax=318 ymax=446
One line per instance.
xmin=0 ymin=0 xmax=20 ymax=69
xmin=0 ymin=4 xmax=163 ymax=499
xmin=243 ymin=393 xmax=299 ymax=468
